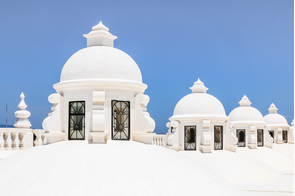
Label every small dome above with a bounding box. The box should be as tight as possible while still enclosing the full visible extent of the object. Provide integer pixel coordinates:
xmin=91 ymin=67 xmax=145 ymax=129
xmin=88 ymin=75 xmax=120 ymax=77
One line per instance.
xmin=172 ymin=79 xmax=227 ymax=118
xmin=60 ymin=46 xmax=142 ymax=83
xmin=229 ymin=96 xmax=265 ymax=123
xmin=264 ymin=104 xmax=289 ymax=126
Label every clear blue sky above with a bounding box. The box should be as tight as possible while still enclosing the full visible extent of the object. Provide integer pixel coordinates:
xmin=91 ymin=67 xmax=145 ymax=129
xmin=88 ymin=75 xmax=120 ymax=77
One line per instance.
xmin=0 ymin=0 xmax=293 ymax=133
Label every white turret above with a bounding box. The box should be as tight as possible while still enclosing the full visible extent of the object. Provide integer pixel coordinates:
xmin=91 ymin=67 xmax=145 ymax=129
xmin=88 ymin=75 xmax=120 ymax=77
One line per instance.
xmin=14 ymin=93 xmax=32 ymax=128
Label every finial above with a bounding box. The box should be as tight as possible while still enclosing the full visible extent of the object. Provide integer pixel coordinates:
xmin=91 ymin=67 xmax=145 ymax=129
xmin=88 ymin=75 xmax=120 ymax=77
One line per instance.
xmin=18 ymin=92 xmax=27 ymax=110
xmin=92 ymin=21 xmax=109 ymax=31
xmin=14 ymin=92 xmax=31 ymax=128
xmin=239 ymin=95 xmax=252 ymax=107
xmin=291 ymin=119 xmax=294 ymax=126
xmin=268 ymin=103 xmax=278 ymax=114
xmin=83 ymin=21 xmax=117 ymax=47
xmin=190 ymin=79 xmax=208 ymax=93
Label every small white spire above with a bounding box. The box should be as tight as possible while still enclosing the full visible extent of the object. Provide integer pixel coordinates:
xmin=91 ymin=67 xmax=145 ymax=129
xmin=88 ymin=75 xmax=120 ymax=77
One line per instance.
xmin=190 ymin=79 xmax=208 ymax=93
xmin=14 ymin=92 xmax=31 ymax=128
xmin=239 ymin=95 xmax=252 ymax=107
xmin=268 ymin=103 xmax=278 ymax=114
xmin=83 ymin=21 xmax=117 ymax=47
xmin=18 ymin=92 xmax=27 ymax=110
xmin=291 ymin=119 xmax=294 ymax=126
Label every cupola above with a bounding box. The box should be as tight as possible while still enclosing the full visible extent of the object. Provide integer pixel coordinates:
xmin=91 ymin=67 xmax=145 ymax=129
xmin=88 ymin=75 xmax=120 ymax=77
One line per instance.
xmin=268 ymin=103 xmax=278 ymax=114
xmin=239 ymin=95 xmax=252 ymax=107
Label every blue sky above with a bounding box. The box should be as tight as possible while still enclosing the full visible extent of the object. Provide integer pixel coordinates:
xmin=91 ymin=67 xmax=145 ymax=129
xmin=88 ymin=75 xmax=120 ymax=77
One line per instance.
xmin=0 ymin=0 xmax=293 ymax=133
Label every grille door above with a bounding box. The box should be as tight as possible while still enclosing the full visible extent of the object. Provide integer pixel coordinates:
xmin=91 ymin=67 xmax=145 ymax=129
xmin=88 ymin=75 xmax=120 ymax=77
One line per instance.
xmin=184 ymin=126 xmax=196 ymax=150
xmin=69 ymin=101 xmax=85 ymax=140
xmin=236 ymin=129 xmax=246 ymax=147
xmin=111 ymin=100 xmax=130 ymax=140
xmin=257 ymin=129 xmax=264 ymax=147
xmin=214 ymin=126 xmax=223 ymax=150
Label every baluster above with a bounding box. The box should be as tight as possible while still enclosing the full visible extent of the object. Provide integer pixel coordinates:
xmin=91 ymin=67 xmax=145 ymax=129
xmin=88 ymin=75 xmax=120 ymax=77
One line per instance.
xmin=19 ymin=132 xmax=25 ymax=150
xmin=3 ymin=132 xmax=10 ymax=150
xmin=41 ymin=134 xmax=46 ymax=145
xmin=34 ymin=132 xmax=41 ymax=146
xmin=11 ymin=132 xmax=19 ymax=150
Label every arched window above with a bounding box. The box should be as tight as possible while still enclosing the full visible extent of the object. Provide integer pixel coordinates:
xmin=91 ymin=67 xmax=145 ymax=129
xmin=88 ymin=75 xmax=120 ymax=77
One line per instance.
xmin=69 ymin=101 xmax=85 ymax=140
xmin=214 ymin=126 xmax=223 ymax=150
xmin=257 ymin=129 xmax=264 ymax=147
xmin=236 ymin=129 xmax=245 ymax=147
xmin=112 ymin=100 xmax=130 ymax=140
xmin=184 ymin=126 xmax=196 ymax=150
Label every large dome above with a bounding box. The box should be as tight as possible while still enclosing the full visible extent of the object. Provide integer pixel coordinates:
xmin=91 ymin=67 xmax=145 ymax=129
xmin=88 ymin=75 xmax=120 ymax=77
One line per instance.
xmin=228 ymin=96 xmax=265 ymax=123
xmin=172 ymin=79 xmax=227 ymax=118
xmin=60 ymin=46 xmax=142 ymax=83
xmin=59 ymin=22 xmax=143 ymax=84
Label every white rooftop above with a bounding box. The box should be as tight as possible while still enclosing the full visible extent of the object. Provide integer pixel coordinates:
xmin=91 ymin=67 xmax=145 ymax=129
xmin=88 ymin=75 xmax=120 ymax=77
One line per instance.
xmin=0 ymin=141 xmax=293 ymax=196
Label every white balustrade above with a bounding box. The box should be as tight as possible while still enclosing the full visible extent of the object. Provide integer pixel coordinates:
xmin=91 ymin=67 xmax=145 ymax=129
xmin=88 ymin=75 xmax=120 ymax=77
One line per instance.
xmin=0 ymin=128 xmax=32 ymax=150
xmin=152 ymin=135 xmax=167 ymax=147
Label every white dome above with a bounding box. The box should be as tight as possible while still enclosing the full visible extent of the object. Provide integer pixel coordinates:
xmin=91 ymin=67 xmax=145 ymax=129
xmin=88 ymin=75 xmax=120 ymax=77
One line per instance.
xmin=264 ymin=104 xmax=289 ymax=126
xmin=229 ymin=107 xmax=265 ymax=122
xmin=228 ymin=96 xmax=265 ymax=123
xmin=264 ymin=114 xmax=288 ymax=125
xmin=172 ymin=80 xmax=226 ymax=118
xmin=60 ymin=46 xmax=142 ymax=83
xmin=173 ymin=93 xmax=226 ymax=118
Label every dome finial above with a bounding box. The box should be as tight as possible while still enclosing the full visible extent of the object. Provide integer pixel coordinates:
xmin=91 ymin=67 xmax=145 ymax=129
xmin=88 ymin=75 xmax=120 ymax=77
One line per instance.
xmin=190 ymin=79 xmax=208 ymax=93
xmin=238 ymin=95 xmax=252 ymax=107
xmin=83 ymin=21 xmax=117 ymax=47
xmin=268 ymin=103 xmax=278 ymax=114
xmin=14 ymin=92 xmax=31 ymax=128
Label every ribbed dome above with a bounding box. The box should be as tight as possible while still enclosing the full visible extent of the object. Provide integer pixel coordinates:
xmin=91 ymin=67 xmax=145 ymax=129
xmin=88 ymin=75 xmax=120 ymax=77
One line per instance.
xmin=172 ymin=79 xmax=227 ymax=118
xmin=228 ymin=96 xmax=265 ymax=123
xmin=60 ymin=46 xmax=142 ymax=83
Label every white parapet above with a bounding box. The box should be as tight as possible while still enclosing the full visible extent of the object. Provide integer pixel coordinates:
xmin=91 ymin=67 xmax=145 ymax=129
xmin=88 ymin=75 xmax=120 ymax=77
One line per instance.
xmin=0 ymin=128 xmax=33 ymax=150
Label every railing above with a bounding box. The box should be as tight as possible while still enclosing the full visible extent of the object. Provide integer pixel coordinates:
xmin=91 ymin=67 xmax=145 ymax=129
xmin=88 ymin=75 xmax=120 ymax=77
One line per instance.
xmin=152 ymin=135 xmax=166 ymax=146
xmin=0 ymin=128 xmax=33 ymax=150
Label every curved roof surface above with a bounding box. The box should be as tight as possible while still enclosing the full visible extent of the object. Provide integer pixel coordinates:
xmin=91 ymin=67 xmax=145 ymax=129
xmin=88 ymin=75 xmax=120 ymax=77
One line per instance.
xmin=173 ymin=93 xmax=227 ymax=118
xmin=60 ymin=46 xmax=142 ymax=83
xmin=0 ymin=141 xmax=240 ymax=196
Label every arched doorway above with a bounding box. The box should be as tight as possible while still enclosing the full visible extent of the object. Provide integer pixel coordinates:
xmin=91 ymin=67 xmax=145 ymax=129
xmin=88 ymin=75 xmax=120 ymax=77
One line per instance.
xmin=257 ymin=129 xmax=264 ymax=147
xmin=111 ymin=100 xmax=130 ymax=140
xmin=184 ymin=126 xmax=196 ymax=150
xmin=236 ymin=129 xmax=245 ymax=147
xmin=68 ymin=101 xmax=85 ymax=140
xmin=214 ymin=125 xmax=223 ymax=150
